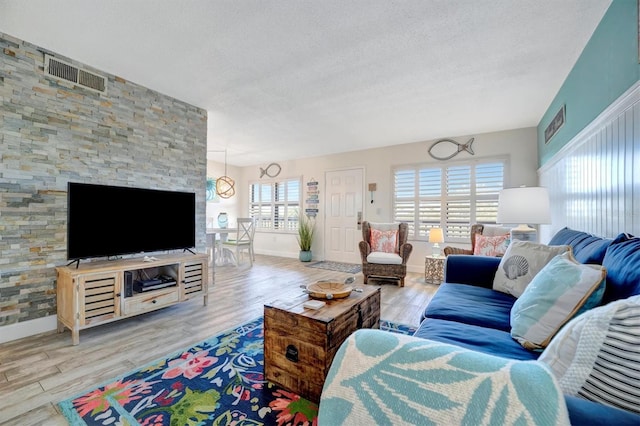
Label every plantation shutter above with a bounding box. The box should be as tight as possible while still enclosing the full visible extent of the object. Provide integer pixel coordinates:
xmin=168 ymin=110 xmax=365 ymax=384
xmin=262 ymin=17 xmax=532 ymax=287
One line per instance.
xmin=445 ymin=165 xmax=471 ymax=240
xmin=249 ymin=178 xmax=302 ymax=232
xmin=393 ymin=158 xmax=506 ymax=242
xmin=393 ymin=169 xmax=416 ymax=235
xmin=474 ymin=162 xmax=504 ymax=223
xmin=417 ymin=168 xmax=441 ymax=238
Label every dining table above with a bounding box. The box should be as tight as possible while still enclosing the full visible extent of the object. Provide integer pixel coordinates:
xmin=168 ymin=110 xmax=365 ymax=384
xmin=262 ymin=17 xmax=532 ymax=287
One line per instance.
xmin=206 ymin=227 xmax=237 ymax=267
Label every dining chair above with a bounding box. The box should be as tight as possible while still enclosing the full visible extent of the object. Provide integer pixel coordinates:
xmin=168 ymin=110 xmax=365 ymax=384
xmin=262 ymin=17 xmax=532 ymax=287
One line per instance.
xmin=221 ymin=218 xmax=256 ymax=266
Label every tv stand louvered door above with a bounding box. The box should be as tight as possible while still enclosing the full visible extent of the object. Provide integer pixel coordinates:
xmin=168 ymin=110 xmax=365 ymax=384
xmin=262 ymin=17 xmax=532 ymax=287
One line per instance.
xmin=56 ymin=253 xmax=209 ymax=345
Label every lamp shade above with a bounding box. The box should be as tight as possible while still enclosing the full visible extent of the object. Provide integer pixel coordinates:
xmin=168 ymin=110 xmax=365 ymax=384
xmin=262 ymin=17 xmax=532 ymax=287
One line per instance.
xmin=428 ymin=228 xmax=444 ymax=244
xmin=497 ymin=187 xmax=551 ymax=225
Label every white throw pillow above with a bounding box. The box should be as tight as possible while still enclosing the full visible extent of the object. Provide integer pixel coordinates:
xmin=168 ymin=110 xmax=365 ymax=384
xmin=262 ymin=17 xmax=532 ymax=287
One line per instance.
xmin=492 ymin=241 xmax=570 ymax=297
xmin=539 ymin=295 xmax=640 ymax=415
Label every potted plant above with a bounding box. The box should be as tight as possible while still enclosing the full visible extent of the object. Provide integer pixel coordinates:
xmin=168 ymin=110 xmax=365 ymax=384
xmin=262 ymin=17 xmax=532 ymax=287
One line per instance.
xmin=297 ymin=214 xmax=315 ymax=262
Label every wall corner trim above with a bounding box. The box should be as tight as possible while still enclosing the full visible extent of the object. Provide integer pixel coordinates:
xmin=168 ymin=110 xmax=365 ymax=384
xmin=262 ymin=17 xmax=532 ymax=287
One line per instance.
xmin=0 ymin=315 xmax=58 ymax=344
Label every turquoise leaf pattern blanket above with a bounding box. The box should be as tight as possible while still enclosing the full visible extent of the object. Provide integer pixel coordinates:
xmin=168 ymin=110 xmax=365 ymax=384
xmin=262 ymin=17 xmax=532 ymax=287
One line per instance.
xmin=319 ymin=329 xmax=570 ymax=425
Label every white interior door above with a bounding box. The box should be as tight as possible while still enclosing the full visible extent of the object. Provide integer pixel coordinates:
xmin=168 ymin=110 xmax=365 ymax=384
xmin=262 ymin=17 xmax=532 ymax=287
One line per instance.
xmin=324 ymin=168 xmax=364 ymax=263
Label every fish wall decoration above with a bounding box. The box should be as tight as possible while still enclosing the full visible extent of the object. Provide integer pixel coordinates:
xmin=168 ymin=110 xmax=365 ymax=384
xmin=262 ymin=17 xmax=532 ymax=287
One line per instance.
xmin=428 ymin=137 xmax=475 ymax=161
xmin=260 ymin=162 xmax=282 ymax=178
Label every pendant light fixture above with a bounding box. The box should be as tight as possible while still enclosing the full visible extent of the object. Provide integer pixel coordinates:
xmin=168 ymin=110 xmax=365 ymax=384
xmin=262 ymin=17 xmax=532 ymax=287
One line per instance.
xmin=215 ymin=149 xmax=235 ymax=199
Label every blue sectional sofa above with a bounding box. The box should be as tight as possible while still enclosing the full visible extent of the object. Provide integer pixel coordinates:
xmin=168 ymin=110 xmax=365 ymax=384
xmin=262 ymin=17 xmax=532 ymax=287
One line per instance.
xmin=414 ymin=227 xmax=640 ymax=425
xmin=319 ymin=228 xmax=640 ymax=426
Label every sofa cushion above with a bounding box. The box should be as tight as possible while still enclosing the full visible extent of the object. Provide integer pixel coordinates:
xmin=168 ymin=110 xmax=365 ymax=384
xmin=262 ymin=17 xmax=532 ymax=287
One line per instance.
xmin=602 ymin=236 xmax=640 ymax=303
xmin=510 ymin=252 xmax=606 ymax=350
xmin=564 ymin=395 xmax=640 ymax=426
xmin=444 ymin=255 xmax=502 ymax=288
xmin=492 ymin=241 xmax=570 ymax=297
xmin=548 ymin=227 xmax=592 ymax=246
xmin=548 ymin=227 xmax=628 ymax=265
xmin=570 ymin=234 xmax=613 ymax=264
xmin=539 ymin=295 xmax=640 ymax=415
xmin=366 ymin=251 xmax=402 ymax=265
xmin=414 ymin=318 xmax=539 ymax=361
xmin=423 ymin=283 xmax=516 ymax=331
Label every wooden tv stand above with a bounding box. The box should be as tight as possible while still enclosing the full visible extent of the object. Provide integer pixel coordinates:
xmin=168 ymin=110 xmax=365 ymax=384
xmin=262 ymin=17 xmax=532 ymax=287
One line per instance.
xmin=56 ymin=253 xmax=209 ymax=345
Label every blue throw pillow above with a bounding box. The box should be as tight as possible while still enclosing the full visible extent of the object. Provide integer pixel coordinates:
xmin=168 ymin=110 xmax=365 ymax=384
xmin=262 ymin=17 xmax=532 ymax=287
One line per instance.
xmin=602 ymin=235 xmax=640 ymax=303
xmin=511 ymin=252 xmax=606 ymax=350
xmin=571 ymin=232 xmax=629 ymax=264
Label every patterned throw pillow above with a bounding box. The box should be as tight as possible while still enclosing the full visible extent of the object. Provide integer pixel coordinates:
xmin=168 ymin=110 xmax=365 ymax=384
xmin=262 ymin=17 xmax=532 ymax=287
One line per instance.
xmin=492 ymin=241 xmax=570 ymax=298
xmin=370 ymin=228 xmax=398 ymax=253
xmin=510 ymin=252 xmax=606 ymax=350
xmin=473 ymin=234 xmax=510 ymax=256
xmin=539 ymin=295 xmax=640 ymax=415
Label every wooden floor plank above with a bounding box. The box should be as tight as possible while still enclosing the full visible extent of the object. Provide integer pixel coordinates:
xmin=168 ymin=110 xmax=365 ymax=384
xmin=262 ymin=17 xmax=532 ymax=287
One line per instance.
xmin=0 ymin=254 xmax=437 ymax=425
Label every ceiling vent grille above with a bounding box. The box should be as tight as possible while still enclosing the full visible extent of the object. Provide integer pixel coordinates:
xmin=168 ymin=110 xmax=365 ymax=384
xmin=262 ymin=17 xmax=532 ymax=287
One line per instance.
xmin=44 ymin=54 xmax=107 ymax=94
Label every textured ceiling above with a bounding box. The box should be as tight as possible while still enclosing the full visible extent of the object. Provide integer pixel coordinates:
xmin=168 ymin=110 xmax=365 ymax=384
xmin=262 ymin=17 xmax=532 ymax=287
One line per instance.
xmin=0 ymin=0 xmax=611 ymax=166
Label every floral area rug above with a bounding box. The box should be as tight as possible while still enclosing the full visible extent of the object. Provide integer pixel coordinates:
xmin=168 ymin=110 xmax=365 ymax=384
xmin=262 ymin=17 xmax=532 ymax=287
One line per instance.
xmin=59 ymin=317 xmax=416 ymax=426
xmin=305 ymin=261 xmax=362 ymax=274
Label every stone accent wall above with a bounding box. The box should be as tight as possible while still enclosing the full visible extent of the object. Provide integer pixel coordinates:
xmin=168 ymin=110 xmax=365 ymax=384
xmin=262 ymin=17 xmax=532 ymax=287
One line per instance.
xmin=0 ymin=33 xmax=207 ymax=327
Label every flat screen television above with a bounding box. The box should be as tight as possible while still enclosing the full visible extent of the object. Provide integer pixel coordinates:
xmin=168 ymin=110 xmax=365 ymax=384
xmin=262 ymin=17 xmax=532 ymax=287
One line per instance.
xmin=67 ymin=182 xmax=196 ymax=260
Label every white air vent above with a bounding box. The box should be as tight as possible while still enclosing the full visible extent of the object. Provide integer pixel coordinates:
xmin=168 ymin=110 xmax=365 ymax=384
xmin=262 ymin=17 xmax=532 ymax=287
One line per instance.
xmin=44 ymin=54 xmax=107 ymax=94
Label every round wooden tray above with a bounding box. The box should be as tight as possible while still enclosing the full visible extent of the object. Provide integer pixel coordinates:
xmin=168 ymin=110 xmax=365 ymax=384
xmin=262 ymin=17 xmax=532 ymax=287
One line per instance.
xmin=306 ymin=281 xmax=353 ymax=300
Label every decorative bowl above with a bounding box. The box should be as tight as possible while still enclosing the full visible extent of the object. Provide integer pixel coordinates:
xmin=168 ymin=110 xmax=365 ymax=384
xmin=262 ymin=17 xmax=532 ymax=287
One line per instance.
xmin=306 ymin=281 xmax=353 ymax=299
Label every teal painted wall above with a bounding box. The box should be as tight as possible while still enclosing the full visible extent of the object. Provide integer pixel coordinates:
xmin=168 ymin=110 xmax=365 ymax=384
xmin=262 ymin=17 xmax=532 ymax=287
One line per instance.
xmin=538 ymin=0 xmax=639 ymax=166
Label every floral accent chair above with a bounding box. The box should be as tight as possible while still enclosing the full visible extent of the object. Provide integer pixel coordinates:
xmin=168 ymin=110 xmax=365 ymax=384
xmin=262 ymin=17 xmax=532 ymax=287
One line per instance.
xmin=359 ymin=221 xmax=413 ymax=287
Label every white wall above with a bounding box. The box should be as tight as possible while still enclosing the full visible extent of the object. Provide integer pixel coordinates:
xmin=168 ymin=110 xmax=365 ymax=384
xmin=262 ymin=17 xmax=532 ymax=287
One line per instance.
xmin=222 ymin=127 xmax=539 ymax=273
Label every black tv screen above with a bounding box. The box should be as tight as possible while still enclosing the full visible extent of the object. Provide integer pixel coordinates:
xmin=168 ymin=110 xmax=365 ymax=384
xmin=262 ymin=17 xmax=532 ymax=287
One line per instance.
xmin=67 ymin=182 xmax=196 ymax=260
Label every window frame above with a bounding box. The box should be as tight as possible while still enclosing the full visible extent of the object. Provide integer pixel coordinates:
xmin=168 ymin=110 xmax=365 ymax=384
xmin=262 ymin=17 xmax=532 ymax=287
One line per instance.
xmin=392 ymin=156 xmax=509 ymax=243
xmin=249 ymin=176 xmax=302 ymax=233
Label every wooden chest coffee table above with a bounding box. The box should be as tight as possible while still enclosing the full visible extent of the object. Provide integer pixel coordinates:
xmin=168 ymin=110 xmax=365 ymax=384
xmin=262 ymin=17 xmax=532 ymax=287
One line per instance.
xmin=264 ymin=285 xmax=381 ymax=402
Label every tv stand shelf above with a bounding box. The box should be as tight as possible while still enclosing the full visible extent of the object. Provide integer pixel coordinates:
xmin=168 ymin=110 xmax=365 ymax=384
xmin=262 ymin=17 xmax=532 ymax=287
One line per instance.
xmin=56 ymin=253 xmax=209 ymax=345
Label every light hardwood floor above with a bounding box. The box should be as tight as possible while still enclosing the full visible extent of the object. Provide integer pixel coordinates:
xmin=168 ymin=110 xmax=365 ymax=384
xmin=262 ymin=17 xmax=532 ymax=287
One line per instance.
xmin=0 ymin=255 xmax=438 ymax=425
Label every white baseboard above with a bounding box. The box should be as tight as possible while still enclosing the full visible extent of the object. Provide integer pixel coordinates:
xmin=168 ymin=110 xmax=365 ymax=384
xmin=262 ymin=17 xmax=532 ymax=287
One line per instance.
xmin=0 ymin=315 xmax=58 ymax=344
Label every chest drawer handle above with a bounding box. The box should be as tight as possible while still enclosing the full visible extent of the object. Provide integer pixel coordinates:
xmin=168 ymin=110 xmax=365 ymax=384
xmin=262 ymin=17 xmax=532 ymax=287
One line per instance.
xmin=286 ymin=344 xmax=299 ymax=363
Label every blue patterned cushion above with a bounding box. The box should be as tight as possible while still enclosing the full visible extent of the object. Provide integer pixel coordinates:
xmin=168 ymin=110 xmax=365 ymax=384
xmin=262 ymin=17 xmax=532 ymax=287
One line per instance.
xmin=319 ymin=329 xmax=570 ymax=425
xmin=510 ymin=252 xmax=606 ymax=350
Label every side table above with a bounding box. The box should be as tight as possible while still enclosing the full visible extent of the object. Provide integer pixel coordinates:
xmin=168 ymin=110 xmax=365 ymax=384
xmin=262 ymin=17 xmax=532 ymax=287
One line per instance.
xmin=425 ymin=255 xmax=445 ymax=284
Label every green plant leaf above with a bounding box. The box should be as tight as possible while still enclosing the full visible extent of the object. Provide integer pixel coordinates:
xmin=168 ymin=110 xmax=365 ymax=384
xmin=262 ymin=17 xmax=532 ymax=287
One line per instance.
xmin=296 ymin=214 xmax=315 ymax=251
xmin=164 ymin=388 xmax=220 ymax=426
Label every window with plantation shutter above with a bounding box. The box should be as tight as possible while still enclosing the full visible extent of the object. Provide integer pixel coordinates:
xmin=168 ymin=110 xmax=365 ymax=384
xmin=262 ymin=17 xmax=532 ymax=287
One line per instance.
xmin=393 ymin=158 xmax=506 ymax=242
xmin=249 ymin=177 xmax=301 ymax=232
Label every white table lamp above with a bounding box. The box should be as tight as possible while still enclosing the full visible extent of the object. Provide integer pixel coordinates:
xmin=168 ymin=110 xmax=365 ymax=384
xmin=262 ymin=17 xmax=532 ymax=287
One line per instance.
xmin=429 ymin=228 xmax=444 ymax=257
xmin=497 ymin=186 xmax=551 ymax=242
